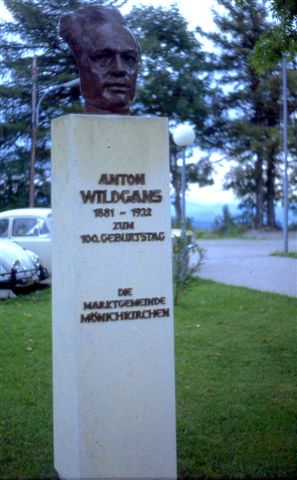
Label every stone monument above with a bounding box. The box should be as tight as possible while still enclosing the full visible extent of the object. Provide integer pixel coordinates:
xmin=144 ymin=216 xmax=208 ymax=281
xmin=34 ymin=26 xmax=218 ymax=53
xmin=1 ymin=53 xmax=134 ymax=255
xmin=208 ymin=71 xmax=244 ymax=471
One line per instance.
xmin=52 ymin=6 xmax=176 ymax=479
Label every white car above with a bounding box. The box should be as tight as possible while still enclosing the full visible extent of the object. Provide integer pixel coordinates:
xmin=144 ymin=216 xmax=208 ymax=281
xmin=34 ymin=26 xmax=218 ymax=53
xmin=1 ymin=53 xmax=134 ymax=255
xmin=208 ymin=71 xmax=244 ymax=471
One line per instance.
xmin=0 ymin=239 xmax=48 ymax=288
xmin=0 ymin=208 xmax=52 ymax=274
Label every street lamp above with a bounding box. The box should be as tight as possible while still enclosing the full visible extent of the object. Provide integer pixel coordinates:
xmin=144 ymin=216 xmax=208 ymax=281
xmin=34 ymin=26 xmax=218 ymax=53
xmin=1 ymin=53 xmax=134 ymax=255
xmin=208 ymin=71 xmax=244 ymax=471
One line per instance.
xmin=172 ymin=123 xmax=195 ymax=278
xmin=172 ymin=124 xmax=195 ymax=237
xmin=36 ymin=78 xmax=80 ymax=127
xmin=29 ymin=72 xmax=80 ymax=207
xmin=282 ymin=58 xmax=289 ymax=254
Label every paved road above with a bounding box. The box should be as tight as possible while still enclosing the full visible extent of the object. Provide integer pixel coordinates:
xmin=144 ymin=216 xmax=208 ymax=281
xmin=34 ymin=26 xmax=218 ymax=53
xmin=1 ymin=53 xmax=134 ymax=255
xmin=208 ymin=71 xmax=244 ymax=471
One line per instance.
xmin=193 ymin=234 xmax=297 ymax=297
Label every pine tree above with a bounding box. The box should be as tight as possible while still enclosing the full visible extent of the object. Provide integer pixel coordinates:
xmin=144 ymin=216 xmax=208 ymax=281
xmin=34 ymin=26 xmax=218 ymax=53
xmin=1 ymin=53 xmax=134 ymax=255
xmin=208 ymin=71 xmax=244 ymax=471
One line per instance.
xmin=0 ymin=0 xmax=126 ymax=209
xmin=127 ymin=5 xmax=213 ymax=224
xmin=206 ymin=0 xmax=297 ymax=228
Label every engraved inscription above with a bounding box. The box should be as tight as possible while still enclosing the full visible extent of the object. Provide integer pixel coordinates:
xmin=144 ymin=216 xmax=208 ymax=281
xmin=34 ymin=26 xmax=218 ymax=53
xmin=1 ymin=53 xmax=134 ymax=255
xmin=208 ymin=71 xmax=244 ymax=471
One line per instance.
xmin=81 ymin=309 xmax=170 ymax=322
xmin=93 ymin=208 xmax=115 ymax=217
xmin=118 ymin=288 xmax=133 ymax=296
xmin=80 ymin=289 xmax=170 ymax=323
xmin=113 ymin=221 xmax=134 ymax=230
xmin=80 ymin=171 xmax=165 ymax=245
xmin=80 ymin=189 xmax=162 ymax=204
xmin=131 ymin=208 xmax=152 ymax=217
xmin=80 ymin=232 xmax=165 ymax=243
xmin=98 ymin=173 xmax=145 ymax=185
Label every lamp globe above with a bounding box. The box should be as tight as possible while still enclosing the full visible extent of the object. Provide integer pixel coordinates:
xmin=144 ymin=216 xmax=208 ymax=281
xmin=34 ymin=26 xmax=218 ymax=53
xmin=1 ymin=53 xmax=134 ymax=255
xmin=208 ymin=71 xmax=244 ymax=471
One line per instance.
xmin=172 ymin=124 xmax=195 ymax=147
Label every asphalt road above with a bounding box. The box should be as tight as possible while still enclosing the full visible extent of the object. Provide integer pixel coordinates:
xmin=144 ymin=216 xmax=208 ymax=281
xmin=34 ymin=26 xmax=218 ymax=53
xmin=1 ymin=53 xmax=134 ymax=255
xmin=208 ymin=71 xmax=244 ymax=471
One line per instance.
xmin=194 ymin=233 xmax=297 ymax=297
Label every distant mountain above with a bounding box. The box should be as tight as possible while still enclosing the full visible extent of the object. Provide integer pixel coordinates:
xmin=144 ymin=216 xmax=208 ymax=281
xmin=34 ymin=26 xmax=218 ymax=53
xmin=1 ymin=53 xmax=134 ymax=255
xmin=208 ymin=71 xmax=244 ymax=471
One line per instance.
xmin=171 ymin=201 xmax=239 ymax=229
xmin=171 ymin=200 xmax=296 ymax=230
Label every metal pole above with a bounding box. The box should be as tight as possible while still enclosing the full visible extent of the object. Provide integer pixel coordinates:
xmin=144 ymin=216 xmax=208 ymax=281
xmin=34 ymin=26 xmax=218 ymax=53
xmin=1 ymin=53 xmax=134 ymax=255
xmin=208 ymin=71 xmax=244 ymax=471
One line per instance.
xmin=29 ymin=75 xmax=79 ymax=207
xmin=282 ymin=58 xmax=289 ymax=254
xmin=181 ymin=147 xmax=186 ymax=240
xmin=181 ymin=147 xmax=187 ymax=278
xmin=36 ymin=78 xmax=80 ymax=127
xmin=29 ymin=56 xmax=37 ymax=207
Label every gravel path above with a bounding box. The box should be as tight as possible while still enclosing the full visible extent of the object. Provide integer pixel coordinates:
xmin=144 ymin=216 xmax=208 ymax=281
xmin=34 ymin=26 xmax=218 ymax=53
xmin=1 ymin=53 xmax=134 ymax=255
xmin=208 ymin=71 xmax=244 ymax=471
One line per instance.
xmin=194 ymin=233 xmax=297 ymax=297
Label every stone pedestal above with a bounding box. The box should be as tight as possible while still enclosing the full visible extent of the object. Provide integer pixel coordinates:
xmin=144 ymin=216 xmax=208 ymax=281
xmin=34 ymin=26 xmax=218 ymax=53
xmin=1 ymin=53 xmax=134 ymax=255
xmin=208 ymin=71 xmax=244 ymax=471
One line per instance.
xmin=51 ymin=115 xmax=176 ymax=479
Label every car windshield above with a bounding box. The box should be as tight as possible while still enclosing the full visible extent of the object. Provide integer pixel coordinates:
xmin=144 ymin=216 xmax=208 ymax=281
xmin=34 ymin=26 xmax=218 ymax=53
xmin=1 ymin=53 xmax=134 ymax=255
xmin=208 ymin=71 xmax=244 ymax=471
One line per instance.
xmin=12 ymin=217 xmax=50 ymax=237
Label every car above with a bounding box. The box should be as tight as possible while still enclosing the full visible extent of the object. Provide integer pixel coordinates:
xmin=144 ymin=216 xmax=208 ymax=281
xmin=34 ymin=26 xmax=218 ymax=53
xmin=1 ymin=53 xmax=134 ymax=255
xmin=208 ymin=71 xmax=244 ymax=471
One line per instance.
xmin=0 ymin=239 xmax=48 ymax=288
xmin=0 ymin=208 xmax=52 ymax=274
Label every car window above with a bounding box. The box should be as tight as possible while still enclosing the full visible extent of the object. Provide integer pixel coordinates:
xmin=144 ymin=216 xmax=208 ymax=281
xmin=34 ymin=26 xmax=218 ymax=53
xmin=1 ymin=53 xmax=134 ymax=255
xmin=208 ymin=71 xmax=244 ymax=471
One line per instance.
xmin=12 ymin=218 xmax=38 ymax=236
xmin=0 ymin=219 xmax=9 ymax=237
xmin=12 ymin=217 xmax=50 ymax=237
xmin=47 ymin=213 xmax=52 ymax=231
xmin=39 ymin=219 xmax=50 ymax=235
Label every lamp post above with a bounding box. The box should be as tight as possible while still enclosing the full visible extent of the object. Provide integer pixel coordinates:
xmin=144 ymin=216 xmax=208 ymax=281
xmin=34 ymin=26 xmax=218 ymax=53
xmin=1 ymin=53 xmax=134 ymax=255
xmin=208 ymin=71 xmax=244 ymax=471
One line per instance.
xmin=29 ymin=56 xmax=37 ymax=208
xmin=282 ymin=58 xmax=289 ymax=254
xmin=29 ymin=73 xmax=80 ymax=207
xmin=172 ymin=124 xmax=195 ymax=278
xmin=35 ymin=78 xmax=80 ymax=127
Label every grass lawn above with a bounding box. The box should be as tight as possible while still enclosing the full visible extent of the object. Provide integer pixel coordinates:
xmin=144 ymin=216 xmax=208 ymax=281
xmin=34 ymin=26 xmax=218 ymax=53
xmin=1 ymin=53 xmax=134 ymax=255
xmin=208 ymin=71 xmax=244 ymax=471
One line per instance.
xmin=0 ymin=288 xmax=56 ymax=480
xmin=271 ymin=251 xmax=297 ymax=259
xmin=1 ymin=281 xmax=297 ymax=479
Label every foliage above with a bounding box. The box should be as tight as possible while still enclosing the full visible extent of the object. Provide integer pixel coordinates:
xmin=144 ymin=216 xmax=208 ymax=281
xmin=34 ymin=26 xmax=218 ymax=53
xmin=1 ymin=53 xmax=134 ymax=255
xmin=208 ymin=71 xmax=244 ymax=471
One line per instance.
xmin=1 ymin=282 xmax=297 ymax=478
xmin=213 ymin=204 xmax=249 ymax=235
xmin=172 ymin=233 xmax=206 ymax=304
xmin=127 ymin=6 xmax=207 ymax=127
xmin=0 ymin=0 xmax=126 ymax=210
xmin=213 ymin=204 xmax=236 ymax=232
xmin=289 ymin=221 xmax=297 ymax=230
xmin=203 ymin=0 xmax=297 ymax=229
xmin=0 ymin=2 xmax=213 ymax=215
xmin=250 ymin=0 xmax=297 ymax=72
xmin=126 ymin=5 xmax=213 ymax=223
xmin=271 ymin=250 xmax=297 ymax=258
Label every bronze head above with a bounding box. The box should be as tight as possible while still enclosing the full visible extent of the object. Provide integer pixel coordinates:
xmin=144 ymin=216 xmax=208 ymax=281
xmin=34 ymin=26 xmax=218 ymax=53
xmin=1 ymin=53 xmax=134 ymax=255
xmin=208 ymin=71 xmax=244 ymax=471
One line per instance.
xmin=60 ymin=5 xmax=140 ymax=115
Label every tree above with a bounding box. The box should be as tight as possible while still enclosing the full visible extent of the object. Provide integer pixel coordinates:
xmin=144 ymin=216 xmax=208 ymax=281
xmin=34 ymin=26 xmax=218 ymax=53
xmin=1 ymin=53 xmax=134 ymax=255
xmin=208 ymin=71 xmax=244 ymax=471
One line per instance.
xmin=251 ymin=0 xmax=297 ymax=72
xmin=126 ymin=5 xmax=213 ymax=224
xmin=204 ymin=0 xmax=297 ymax=228
xmin=0 ymin=0 xmax=126 ymax=210
xmin=1 ymin=1 xmax=213 ymax=217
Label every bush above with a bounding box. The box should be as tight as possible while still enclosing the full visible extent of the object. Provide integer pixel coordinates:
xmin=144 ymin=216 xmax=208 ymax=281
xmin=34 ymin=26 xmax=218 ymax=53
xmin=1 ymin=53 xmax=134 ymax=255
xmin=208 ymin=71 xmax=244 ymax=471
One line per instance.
xmin=213 ymin=205 xmax=249 ymax=236
xmin=172 ymin=235 xmax=206 ymax=304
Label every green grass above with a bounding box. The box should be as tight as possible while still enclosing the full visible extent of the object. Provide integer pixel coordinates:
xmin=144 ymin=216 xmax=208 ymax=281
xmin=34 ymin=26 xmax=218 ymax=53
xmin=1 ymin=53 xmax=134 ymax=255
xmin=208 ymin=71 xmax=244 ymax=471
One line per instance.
xmin=193 ymin=228 xmax=247 ymax=240
xmin=175 ymin=280 xmax=297 ymax=479
xmin=271 ymin=251 xmax=297 ymax=259
xmin=0 ymin=288 xmax=57 ymax=480
xmin=1 ymin=282 xmax=297 ymax=479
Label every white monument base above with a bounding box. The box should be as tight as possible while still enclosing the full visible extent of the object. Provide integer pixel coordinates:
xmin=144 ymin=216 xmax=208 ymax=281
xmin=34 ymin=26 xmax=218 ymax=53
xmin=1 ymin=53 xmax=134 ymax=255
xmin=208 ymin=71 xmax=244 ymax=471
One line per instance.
xmin=51 ymin=115 xmax=176 ymax=479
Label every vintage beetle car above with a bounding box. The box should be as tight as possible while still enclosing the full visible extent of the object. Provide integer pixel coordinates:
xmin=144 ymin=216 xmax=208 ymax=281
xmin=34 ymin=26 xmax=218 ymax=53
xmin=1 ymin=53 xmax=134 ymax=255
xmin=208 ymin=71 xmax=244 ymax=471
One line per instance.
xmin=0 ymin=208 xmax=52 ymax=274
xmin=0 ymin=239 xmax=48 ymax=288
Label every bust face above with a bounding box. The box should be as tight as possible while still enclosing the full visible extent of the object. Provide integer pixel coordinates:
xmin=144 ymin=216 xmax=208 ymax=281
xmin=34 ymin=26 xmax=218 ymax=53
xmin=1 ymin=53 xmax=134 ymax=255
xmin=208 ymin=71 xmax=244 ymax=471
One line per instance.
xmin=78 ymin=23 xmax=139 ymax=114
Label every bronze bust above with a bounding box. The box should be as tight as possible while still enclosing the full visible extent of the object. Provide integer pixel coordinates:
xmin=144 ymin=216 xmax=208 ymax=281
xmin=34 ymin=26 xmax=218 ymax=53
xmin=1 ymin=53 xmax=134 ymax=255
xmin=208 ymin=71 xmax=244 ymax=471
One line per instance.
xmin=60 ymin=5 xmax=140 ymax=115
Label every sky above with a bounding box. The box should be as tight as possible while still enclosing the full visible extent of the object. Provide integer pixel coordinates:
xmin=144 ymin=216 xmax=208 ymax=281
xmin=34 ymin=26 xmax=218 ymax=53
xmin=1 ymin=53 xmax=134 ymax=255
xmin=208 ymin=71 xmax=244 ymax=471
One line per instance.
xmin=0 ymin=0 xmax=218 ymax=26
xmin=121 ymin=0 xmax=217 ymax=31
xmin=0 ymin=0 xmax=236 ymax=210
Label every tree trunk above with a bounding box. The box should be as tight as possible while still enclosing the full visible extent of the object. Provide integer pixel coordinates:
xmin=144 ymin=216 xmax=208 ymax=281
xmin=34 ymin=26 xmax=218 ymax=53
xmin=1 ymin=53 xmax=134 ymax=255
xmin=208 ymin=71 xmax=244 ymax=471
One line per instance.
xmin=173 ymin=193 xmax=182 ymax=226
xmin=170 ymin=145 xmax=182 ymax=226
xmin=254 ymin=154 xmax=264 ymax=229
xmin=171 ymin=165 xmax=182 ymax=226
